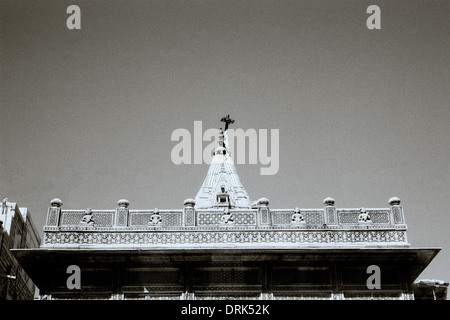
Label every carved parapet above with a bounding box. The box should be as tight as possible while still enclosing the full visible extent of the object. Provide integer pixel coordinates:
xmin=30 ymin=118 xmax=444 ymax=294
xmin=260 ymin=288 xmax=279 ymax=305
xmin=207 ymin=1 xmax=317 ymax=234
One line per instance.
xmin=271 ymin=209 xmax=325 ymax=225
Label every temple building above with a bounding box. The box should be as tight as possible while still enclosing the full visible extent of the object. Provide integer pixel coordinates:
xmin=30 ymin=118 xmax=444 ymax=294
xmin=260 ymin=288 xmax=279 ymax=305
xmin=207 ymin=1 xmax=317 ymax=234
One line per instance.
xmin=12 ymin=117 xmax=444 ymax=300
xmin=0 ymin=198 xmax=41 ymax=300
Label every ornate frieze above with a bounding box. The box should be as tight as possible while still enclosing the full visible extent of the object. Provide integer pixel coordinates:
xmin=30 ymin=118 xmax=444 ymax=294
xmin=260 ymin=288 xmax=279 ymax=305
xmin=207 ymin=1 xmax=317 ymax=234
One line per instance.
xmin=42 ymin=228 xmax=408 ymax=246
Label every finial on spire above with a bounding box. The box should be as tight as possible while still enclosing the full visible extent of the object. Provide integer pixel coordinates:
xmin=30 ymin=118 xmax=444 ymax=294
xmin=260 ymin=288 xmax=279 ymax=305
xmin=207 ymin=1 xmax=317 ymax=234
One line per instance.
xmin=219 ymin=128 xmax=224 ymax=146
xmin=221 ymin=114 xmax=235 ymax=131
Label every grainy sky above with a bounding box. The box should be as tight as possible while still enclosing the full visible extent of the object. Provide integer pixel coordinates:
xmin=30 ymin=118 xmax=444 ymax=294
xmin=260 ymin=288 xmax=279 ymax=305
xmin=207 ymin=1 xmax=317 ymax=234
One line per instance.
xmin=1 ymin=0 xmax=449 ymax=292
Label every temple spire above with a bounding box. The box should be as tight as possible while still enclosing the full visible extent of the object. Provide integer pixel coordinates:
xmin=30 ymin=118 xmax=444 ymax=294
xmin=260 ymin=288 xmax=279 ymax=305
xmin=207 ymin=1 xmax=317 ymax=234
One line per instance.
xmin=194 ymin=116 xmax=251 ymax=209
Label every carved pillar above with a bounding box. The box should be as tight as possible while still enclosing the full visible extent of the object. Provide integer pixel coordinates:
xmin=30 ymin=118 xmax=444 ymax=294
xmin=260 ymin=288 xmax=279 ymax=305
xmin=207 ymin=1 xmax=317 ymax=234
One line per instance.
xmin=183 ymin=263 xmax=194 ymax=300
xmin=257 ymin=198 xmax=271 ymax=226
xmin=388 ymin=197 xmax=404 ymax=224
xmin=183 ymin=199 xmax=196 ymax=226
xmin=261 ymin=262 xmax=273 ymax=298
xmin=259 ymin=292 xmax=274 ymax=300
xmin=331 ymin=263 xmax=343 ymax=299
xmin=115 ymin=199 xmax=129 ymax=226
xmin=46 ymin=198 xmax=62 ymax=226
xmin=182 ymin=292 xmax=195 ymax=300
xmin=331 ymin=293 xmax=345 ymax=300
xmin=323 ymin=197 xmax=338 ymax=225
xmin=110 ymin=293 xmax=124 ymax=300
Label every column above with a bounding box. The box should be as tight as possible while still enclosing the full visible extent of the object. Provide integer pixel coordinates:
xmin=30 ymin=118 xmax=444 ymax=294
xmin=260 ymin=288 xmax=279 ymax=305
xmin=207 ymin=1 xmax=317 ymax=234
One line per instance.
xmin=115 ymin=199 xmax=130 ymax=226
xmin=388 ymin=197 xmax=404 ymax=224
xmin=257 ymin=198 xmax=271 ymax=226
xmin=46 ymin=198 xmax=63 ymax=226
xmin=183 ymin=199 xmax=196 ymax=226
xmin=323 ymin=197 xmax=338 ymax=225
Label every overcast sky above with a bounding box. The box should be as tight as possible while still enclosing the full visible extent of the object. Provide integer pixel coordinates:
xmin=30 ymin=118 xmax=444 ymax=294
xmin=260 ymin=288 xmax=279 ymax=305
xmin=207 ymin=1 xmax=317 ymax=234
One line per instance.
xmin=1 ymin=0 xmax=449 ymax=291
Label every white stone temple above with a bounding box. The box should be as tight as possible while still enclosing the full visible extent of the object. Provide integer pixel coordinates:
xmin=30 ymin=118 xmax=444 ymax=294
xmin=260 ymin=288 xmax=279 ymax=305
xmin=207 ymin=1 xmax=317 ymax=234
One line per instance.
xmin=12 ymin=116 xmax=443 ymax=300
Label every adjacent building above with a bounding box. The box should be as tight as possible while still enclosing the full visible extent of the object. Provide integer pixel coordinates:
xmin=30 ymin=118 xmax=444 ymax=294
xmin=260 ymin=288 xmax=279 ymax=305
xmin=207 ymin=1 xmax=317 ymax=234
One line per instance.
xmin=12 ymin=118 xmax=445 ymax=300
xmin=413 ymin=279 xmax=449 ymax=300
xmin=0 ymin=198 xmax=41 ymax=300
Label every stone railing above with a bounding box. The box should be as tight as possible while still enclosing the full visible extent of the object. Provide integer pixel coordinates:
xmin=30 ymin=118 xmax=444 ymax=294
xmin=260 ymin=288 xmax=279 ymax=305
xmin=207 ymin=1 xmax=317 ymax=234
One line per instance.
xmin=41 ymin=197 xmax=408 ymax=247
xmin=44 ymin=197 xmax=406 ymax=230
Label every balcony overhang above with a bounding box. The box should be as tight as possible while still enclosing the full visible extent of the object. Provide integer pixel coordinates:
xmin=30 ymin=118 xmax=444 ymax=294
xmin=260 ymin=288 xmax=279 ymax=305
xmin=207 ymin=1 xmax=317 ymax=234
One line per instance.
xmin=12 ymin=247 xmax=440 ymax=294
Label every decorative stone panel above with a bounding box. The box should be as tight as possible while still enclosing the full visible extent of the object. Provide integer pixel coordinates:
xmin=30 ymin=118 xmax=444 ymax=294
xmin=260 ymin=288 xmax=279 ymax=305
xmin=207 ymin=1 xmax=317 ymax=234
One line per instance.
xmin=46 ymin=207 xmax=61 ymax=226
xmin=43 ymin=229 xmax=408 ymax=246
xmin=115 ymin=208 xmax=129 ymax=226
xmin=183 ymin=207 xmax=195 ymax=226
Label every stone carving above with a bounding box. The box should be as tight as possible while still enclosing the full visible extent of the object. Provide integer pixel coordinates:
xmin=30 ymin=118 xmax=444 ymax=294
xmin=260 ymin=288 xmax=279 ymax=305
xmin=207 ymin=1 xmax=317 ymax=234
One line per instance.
xmin=43 ymin=229 xmax=408 ymax=246
xmin=358 ymin=208 xmax=372 ymax=224
xmin=325 ymin=207 xmax=337 ymax=225
xmin=216 ymin=186 xmax=231 ymax=207
xmin=392 ymin=207 xmax=403 ymax=224
xmin=291 ymin=208 xmax=305 ymax=225
xmin=149 ymin=209 xmax=162 ymax=226
xmin=80 ymin=208 xmax=94 ymax=226
xmin=219 ymin=207 xmax=235 ymax=225
xmin=116 ymin=208 xmax=128 ymax=226
xmin=47 ymin=208 xmax=60 ymax=226
xmin=198 ymin=211 xmax=256 ymax=225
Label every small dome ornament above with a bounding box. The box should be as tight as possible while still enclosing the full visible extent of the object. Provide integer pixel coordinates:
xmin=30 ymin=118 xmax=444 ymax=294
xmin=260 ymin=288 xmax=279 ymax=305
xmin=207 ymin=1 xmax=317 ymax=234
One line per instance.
xmin=50 ymin=198 xmax=63 ymax=208
xmin=388 ymin=197 xmax=401 ymax=206
xmin=183 ymin=198 xmax=196 ymax=207
xmin=257 ymin=197 xmax=270 ymax=206
xmin=323 ymin=197 xmax=335 ymax=206
xmin=117 ymin=199 xmax=130 ymax=208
